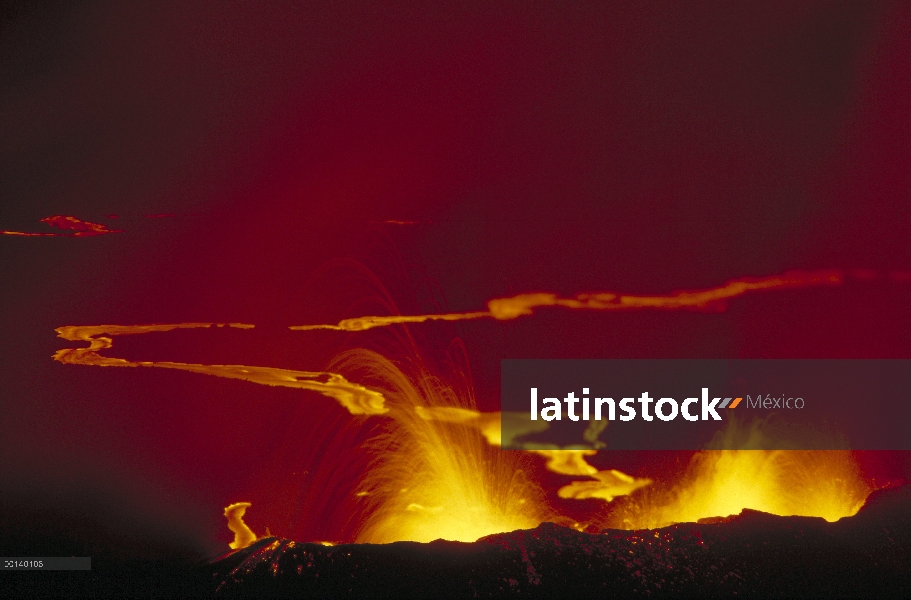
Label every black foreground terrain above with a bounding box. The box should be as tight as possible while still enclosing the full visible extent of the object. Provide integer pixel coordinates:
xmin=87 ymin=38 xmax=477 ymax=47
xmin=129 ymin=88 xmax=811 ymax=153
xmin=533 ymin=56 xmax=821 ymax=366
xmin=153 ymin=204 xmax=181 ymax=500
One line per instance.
xmin=203 ymin=484 xmax=911 ymax=599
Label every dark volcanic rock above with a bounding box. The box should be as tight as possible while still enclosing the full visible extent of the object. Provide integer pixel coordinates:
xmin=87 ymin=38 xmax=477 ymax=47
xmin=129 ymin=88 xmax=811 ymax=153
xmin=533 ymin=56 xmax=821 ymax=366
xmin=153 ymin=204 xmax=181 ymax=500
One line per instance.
xmin=203 ymin=485 xmax=911 ymax=598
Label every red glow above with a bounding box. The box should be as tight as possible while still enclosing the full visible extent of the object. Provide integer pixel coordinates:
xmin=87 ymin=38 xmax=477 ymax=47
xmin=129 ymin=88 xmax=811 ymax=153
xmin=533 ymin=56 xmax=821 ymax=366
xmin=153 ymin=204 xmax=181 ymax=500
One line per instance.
xmin=1 ymin=3 xmax=907 ymax=588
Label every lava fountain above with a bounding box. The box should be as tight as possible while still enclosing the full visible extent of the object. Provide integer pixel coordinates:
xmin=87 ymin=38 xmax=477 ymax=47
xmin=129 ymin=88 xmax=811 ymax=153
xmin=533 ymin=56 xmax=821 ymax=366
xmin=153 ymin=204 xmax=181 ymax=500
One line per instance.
xmin=329 ymin=348 xmax=551 ymax=543
xmin=608 ymin=449 xmax=870 ymax=530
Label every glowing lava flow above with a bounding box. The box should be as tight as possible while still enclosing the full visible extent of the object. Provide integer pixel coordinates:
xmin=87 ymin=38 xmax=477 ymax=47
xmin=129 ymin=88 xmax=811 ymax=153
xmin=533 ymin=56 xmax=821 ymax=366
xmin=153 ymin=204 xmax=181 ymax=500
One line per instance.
xmin=53 ymin=323 xmax=387 ymax=415
xmin=526 ymin=450 xmax=650 ymax=503
xmin=291 ymin=269 xmax=844 ymax=331
xmin=2 ymin=215 xmax=122 ymax=237
xmin=291 ymin=311 xmax=491 ymax=332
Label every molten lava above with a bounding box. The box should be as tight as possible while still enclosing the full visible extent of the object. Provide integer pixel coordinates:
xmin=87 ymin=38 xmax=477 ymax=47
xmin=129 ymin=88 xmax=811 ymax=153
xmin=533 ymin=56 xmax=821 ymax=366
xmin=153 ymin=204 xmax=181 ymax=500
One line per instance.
xmin=50 ymin=269 xmax=900 ymax=547
xmin=290 ymin=269 xmax=845 ymax=332
xmin=329 ymin=349 xmax=551 ymax=544
xmin=53 ymin=323 xmax=387 ymax=415
xmin=224 ymin=502 xmax=258 ymax=550
xmin=611 ymin=449 xmax=870 ymax=529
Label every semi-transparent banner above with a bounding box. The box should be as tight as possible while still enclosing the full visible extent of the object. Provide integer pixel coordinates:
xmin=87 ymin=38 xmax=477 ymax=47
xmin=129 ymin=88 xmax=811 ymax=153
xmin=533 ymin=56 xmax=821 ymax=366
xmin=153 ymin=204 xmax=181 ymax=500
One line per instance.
xmin=500 ymin=360 xmax=911 ymax=450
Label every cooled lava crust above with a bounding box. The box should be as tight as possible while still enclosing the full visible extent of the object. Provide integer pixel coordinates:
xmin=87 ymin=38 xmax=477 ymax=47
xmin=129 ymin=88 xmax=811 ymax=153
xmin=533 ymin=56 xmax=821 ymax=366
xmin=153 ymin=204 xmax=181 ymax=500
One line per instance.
xmin=205 ymin=485 xmax=911 ymax=598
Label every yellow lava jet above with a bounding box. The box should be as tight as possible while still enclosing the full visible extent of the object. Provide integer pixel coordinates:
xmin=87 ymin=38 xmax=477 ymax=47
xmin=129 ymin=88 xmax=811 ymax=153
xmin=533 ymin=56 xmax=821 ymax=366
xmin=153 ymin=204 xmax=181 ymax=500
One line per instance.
xmin=224 ymin=502 xmax=258 ymax=550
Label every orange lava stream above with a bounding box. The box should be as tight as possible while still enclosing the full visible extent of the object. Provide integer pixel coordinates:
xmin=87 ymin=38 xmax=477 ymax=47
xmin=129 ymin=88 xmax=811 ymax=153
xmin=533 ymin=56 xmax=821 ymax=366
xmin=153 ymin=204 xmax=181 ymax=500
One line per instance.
xmin=2 ymin=215 xmax=122 ymax=237
xmin=290 ymin=269 xmax=843 ymax=331
xmin=53 ymin=323 xmax=388 ymax=415
xmin=290 ymin=311 xmax=491 ymax=332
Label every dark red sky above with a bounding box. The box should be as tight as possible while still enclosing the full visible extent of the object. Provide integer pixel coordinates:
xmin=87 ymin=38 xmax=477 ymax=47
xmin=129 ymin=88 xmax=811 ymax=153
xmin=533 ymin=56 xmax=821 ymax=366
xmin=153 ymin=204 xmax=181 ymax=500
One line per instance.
xmin=1 ymin=1 xmax=908 ymax=553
